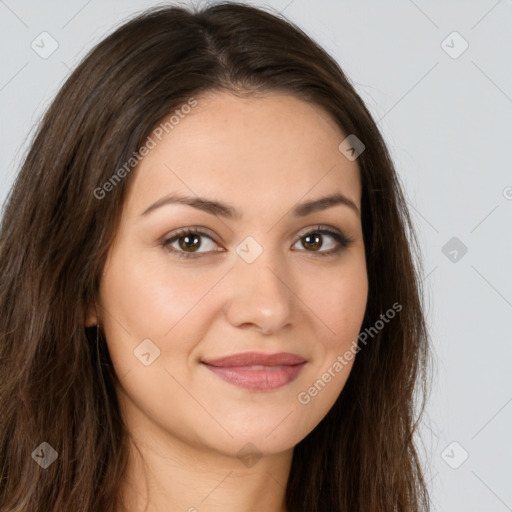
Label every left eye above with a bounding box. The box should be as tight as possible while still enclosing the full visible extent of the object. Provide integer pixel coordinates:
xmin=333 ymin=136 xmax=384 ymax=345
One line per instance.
xmin=292 ymin=229 xmax=345 ymax=253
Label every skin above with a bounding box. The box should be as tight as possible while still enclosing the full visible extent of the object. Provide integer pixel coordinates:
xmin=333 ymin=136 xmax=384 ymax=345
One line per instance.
xmin=86 ymin=91 xmax=368 ymax=512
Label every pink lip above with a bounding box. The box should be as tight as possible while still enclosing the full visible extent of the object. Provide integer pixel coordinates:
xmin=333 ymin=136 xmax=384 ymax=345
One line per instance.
xmin=202 ymin=351 xmax=306 ymax=367
xmin=201 ymin=351 xmax=307 ymax=391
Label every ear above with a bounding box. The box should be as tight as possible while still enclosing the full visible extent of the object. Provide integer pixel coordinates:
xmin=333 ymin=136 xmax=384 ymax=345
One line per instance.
xmin=84 ymin=301 xmax=98 ymax=327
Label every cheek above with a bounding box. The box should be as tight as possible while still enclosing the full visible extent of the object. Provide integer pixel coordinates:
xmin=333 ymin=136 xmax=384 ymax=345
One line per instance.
xmin=100 ymin=247 xmax=218 ymax=339
xmin=306 ymin=257 xmax=368 ymax=348
xmin=292 ymin=265 xmax=367 ymax=433
xmin=98 ymin=246 xmax=227 ymax=380
xmin=294 ymin=256 xmax=367 ymax=409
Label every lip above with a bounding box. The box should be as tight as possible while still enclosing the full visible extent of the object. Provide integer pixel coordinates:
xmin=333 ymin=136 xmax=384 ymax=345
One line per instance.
xmin=201 ymin=351 xmax=307 ymax=391
xmin=202 ymin=351 xmax=306 ymax=367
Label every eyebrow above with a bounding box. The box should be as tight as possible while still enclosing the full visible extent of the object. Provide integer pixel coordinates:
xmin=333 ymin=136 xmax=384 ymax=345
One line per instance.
xmin=140 ymin=191 xmax=360 ymax=219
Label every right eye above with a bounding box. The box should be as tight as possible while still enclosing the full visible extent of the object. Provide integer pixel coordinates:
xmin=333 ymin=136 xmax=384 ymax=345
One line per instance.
xmin=162 ymin=227 xmax=223 ymax=259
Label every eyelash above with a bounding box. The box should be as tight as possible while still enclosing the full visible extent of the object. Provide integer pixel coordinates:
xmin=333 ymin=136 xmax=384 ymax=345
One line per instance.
xmin=161 ymin=225 xmax=353 ymax=260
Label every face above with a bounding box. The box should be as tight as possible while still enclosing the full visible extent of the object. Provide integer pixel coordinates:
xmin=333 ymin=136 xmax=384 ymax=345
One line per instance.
xmin=89 ymin=91 xmax=368 ymax=459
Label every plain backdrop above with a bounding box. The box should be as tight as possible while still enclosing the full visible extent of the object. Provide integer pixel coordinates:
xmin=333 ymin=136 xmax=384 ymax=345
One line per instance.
xmin=1 ymin=0 xmax=511 ymax=510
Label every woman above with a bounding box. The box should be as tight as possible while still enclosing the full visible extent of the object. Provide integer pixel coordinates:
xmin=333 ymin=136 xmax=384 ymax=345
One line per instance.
xmin=0 ymin=2 xmax=432 ymax=511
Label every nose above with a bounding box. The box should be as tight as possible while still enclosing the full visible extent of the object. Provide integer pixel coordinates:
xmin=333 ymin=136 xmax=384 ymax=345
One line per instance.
xmin=224 ymin=248 xmax=295 ymax=335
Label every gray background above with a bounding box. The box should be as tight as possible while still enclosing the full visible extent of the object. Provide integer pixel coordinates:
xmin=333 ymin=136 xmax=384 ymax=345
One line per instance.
xmin=1 ymin=0 xmax=511 ymax=510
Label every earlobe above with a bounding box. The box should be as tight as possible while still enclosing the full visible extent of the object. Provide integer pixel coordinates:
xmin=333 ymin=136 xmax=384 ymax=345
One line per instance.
xmin=84 ymin=301 xmax=98 ymax=327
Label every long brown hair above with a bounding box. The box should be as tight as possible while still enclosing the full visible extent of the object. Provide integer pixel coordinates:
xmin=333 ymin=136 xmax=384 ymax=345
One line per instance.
xmin=0 ymin=3 xmax=432 ymax=510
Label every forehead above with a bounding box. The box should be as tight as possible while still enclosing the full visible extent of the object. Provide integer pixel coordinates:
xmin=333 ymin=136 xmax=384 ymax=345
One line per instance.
xmin=124 ymin=92 xmax=362 ymax=219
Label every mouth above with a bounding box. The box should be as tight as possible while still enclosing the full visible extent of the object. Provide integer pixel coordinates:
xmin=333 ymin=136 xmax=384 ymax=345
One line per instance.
xmin=201 ymin=351 xmax=307 ymax=391
xmin=202 ymin=351 xmax=306 ymax=367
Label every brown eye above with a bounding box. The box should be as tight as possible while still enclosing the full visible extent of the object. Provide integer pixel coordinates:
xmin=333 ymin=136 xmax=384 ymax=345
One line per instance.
xmin=293 ymin=227 xmax=352 ymax=256
xmin=301 ymin=233 xmax=323 ymax=251
xmin=162 ymin=228 xmax=220 ymax=258
xmin=177 ymin=234 xmax=202 ymax=252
